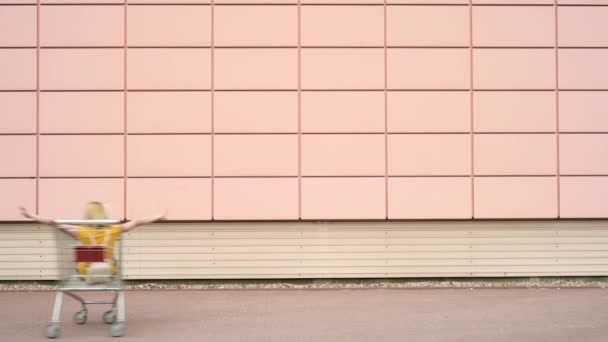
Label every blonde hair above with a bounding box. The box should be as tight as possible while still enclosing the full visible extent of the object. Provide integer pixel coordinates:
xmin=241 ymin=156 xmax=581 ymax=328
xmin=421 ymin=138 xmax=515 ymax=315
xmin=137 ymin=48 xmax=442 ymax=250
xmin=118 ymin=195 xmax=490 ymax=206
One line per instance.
xmin=84 ymin=201 xmax=108 ymax=220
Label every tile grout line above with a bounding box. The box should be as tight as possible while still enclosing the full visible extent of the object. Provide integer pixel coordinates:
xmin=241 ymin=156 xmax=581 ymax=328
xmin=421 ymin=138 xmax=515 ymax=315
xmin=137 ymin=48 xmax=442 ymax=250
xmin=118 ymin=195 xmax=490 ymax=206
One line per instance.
xmin=211 ymin=0 xmax=215 ymax=220
xmin=298 ymin=0 xmax=302 ymax=220
xmin=555 ymin=0 xmax=561 ymax=218
xmin=36 ymin=0 xmax=40 ymax=215
xmin=123 ymin=0 xmax=128 ymax=221
xmin=469 ymin=0 xmax=475 ymax=219
xmin=384 ymin=0 xmax=388 ymax=220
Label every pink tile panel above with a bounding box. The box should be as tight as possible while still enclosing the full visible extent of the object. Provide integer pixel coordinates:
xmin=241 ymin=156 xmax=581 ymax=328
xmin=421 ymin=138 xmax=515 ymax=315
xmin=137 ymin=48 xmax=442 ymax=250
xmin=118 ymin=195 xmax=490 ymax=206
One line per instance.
xmin=559 ymin=50 xmax=608 ymax=89
xmin=558 ymin=7 xmax=608 ymax=47
xmin=127 ymin=92 xmax=211 ymax=133
xmin=127 ymin=178 xmax=211 ymax=220
xmin=214 ymin=92 xmax=297 ymax=133
xmin=301 ymin=92 xmax=384 ymax=133
xmin=0 ymin=179 xmax=36 ymax=221
xmin=473 ymin=49 xmax=555 ymax=89
xmin=38 ymin=178 xmax=124 ymax=219
xmin=129 ymin=0 xmax=210 ymax=3
xmin=28 ymin=0 xmax=201 ymax=2
xmin=559 ymin=92 xmax=608 ymax=132
xmin=215 ymin=6 xmax=297 ymax=46
xmin=387 ymin=49 xmax=470 ymax=89
xmin=387 ymin=6 xmax=469 ymax=46
xmin=39 ymin=92 xmax=124 ymax=134
xmin=2 ymin=1 xmax=606 ymax=223
xmin=41 ymin=0 xmax=124 ymax=3
xmin=474 ymin=0 xmax=553 ymax=3
xmin=560 ymin=134 xmax=608 ymax=175
xmin=301 ymin=177 xmax=385 ymax=220
xmin=127 ymin=49 xmax=211 ymax=90
xmin=304 ymin=0 xmax=382 ymax=3
xmin=301 ymin=49 xmax=384 ymax=89
xmin=389 ymin=0 xmax=467 ymax=3
xmin=40 ymin=5 xmax=123 ymax=47
xmin=473 ymin=91 xmax=556 ymax=132
xmin=39 ymin=135 xmax=124 ymax=177
xmin=214 ymin=135 xmax=298 ymax=176
xmin=128 ymin=5 xmax=210 ymax=47
xmin=215 ymin=0 xmax=294 ymax=3
xmin=473 ymin=6 xmax=554 ymax=47
xmin=301 ymin=6 xmax=383 ymax=46
xmin=214 ymin=178 xmax=298 ymax=220
xmin=301 ymin=135 xmax=385 ymax=176
xmin=0 ymin=6 xmax=36 ymax=46
xmin=388 ymin=177 xmax=472 ymax=219
xmin=0 ymin=136 xmax=36 ymax=177
xmin=40 ymin=49 xmax=124 ymax=90
xmin=560 ymin=177 xmax=608 ymax=218
xmin=127 ymin=135 xmax=211 ymax=177
xmin=474 ymin=134 xmax=557 ymax=175
xmin=388 ymin=134 xmax=471 ymax=176
xmin=215 ymin=49 xmax=297 ymax=90
xmin=474 ymin=177 xmax=558 ymax=219
xmin=0 ymin=49 xmax=36 ymax=90
xmin=217 ymin=0 xmax=378 ymax=2
xmin=558 ymin=0 xmax=608 ymax=5
xmin=387 ymin=91 xmax=470 ymax=133
xmin=0 ymin=92 xmax=36 ymax=133
xmin=0 ymin=0 xmax=36 ymax=3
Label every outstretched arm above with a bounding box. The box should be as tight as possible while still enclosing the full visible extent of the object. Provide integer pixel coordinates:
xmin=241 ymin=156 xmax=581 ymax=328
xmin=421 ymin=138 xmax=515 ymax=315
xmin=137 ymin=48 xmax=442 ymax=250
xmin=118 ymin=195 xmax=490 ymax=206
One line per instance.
xmin=121 ymin=212 xmax=166 ymax=232
xmin=19 ymin=206 xmax=79 ymax=238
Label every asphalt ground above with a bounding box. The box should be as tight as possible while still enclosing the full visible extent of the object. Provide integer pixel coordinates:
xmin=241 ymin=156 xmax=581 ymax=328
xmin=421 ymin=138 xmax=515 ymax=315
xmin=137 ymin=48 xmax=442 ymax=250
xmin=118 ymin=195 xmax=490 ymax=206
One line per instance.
xmin=1 ymin=288 xmax=607 ymax=342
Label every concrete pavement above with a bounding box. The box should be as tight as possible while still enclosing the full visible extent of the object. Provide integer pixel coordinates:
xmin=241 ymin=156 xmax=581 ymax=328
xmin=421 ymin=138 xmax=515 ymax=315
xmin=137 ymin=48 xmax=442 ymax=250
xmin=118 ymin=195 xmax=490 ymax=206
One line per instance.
xmin=1 ymin=288 xmax=607 ymax=342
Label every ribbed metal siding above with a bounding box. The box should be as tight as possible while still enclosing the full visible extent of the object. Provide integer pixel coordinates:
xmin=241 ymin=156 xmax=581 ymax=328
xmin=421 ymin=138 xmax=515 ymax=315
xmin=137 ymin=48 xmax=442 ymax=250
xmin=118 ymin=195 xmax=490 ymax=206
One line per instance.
xmin=1 ymin=221 xmax=608 ymax=280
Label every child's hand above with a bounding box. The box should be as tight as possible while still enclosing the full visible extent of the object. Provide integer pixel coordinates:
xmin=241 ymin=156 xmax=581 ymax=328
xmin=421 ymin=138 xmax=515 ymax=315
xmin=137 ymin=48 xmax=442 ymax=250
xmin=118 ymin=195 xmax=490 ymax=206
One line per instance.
xmin=19 ymin=206 xmax=32 ymax=219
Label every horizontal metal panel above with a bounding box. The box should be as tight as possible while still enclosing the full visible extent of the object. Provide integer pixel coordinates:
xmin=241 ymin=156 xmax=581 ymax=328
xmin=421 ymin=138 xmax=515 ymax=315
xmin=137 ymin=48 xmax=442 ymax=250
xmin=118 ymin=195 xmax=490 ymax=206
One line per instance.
xmin=125 ymin=221 xmax=608 ymax=231
xmin=5 ymin=270 xmax=606 ymax=281
xmin=124 ymin=243 xmax=608 ymax=254
xmin=126 ymin=229 xmax=608 ymax=239
xmin=0 ymin=268 xmax=56 ymax=277
xmin=2 ymin=221 xmax=608 ymax=280
xmin=119 ymin=237 xmax=608 ymax=248
xmin=122 ymin=250 xmax=608 ymax=262
xmin=0 ymin=262 xmax=59 ymax=269
xmin=10 ymin=231 xmax=595 ymax=241
xmin=0 ymin=240 xmax=57 ymax=248
xmin=0 ymin=247 xmax=56 ymax=255
xmin=123 ymin=245 xmax=476 ymax=254
xmin=0 ymin=232 xmax=55 ymax=240
xmin=122 ymin=265 xmax=608 ymax=276
xmin=0 ymin=254 xmax=58 ymax=262
xmin=121 ymin=258 xmax=608 ymax=269
xmin=121 ymin=272 xmax=608 ymax=280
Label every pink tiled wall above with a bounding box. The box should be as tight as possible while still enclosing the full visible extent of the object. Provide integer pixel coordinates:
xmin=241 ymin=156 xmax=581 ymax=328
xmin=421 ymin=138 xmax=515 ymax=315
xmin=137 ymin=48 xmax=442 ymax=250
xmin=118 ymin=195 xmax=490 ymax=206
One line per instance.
xmin=1 ymin=0 xmax=607 ymax=221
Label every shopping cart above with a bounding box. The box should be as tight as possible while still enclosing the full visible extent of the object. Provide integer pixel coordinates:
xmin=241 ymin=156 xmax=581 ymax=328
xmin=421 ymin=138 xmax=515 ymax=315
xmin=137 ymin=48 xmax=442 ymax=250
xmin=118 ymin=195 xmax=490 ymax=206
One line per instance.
xmin=45 ymin=219 xmax=126 ymax=338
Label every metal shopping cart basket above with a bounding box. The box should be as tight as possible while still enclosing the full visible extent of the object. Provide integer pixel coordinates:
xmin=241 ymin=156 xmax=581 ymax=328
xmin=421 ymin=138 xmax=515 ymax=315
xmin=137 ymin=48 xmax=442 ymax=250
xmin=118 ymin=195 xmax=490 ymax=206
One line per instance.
xmin=45 ymin=219 xmax=126 ymax=338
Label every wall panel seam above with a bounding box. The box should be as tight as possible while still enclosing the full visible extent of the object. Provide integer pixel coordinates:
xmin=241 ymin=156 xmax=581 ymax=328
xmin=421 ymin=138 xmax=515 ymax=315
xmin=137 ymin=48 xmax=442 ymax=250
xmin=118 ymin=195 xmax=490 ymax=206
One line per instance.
xmin=36 ymin=0 xmax=40 ymax=216
xmin=124 ymin=0 xmax=128 ymax=220
xmin=555 ymin=0 xmax=561 ymax=218
xmin=298 ymin=0 xmax=302 ymax=220
xmin=211 ymin=0 xmax=215 ymax=220
xmin=384 ymin=0 xmax=388 ymax=220
xmin=469 ymin=0 xmax=474 ymax=219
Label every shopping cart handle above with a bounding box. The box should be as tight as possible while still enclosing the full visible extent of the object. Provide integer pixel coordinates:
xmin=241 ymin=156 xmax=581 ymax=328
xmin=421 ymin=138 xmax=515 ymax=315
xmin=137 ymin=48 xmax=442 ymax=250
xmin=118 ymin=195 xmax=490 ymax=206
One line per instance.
xmin=55 ymin=219 xmax=122 ymax=225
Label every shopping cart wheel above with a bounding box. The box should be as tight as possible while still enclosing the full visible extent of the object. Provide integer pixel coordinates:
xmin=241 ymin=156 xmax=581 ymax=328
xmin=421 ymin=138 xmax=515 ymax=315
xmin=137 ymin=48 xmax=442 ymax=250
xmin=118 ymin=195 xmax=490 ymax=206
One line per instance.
xmin=103 ymin=310 xmax=116 ymax=324
xmin=73 ymin=310 xmax=87 ymax=325
xmin=45 ymin=322 xmax=60 ymax=339
xmin=110 ymin=322 xmax=125 ymax=337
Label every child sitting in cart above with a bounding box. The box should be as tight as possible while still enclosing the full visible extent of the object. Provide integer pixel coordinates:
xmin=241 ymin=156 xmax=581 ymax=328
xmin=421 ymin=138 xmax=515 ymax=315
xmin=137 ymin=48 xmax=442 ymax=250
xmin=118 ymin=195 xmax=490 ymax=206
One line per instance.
xmin=19 ymin=202 xmax=164 ymax=282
